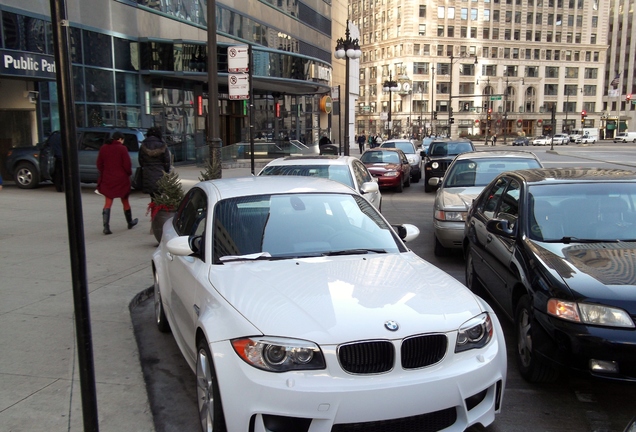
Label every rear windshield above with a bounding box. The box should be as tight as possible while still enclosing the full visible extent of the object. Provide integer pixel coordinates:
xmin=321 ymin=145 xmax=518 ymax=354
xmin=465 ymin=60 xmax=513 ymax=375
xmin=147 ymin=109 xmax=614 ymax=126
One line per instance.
xmin=259 ymin=164 xmax=354 ymax=188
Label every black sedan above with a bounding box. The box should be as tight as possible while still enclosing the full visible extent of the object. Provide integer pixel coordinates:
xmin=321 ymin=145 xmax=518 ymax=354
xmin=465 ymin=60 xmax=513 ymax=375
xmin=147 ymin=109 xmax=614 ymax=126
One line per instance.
xmin=512 ymin=137 xmax=530 ymax=146
xmin=464 ymin=168 xmax=636 ymax=383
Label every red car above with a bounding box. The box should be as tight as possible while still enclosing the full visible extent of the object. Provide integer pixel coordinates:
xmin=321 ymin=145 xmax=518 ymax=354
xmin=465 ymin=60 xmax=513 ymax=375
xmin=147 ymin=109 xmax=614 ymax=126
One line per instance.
xmin=360 ymin=148 xmax=411 ymax=192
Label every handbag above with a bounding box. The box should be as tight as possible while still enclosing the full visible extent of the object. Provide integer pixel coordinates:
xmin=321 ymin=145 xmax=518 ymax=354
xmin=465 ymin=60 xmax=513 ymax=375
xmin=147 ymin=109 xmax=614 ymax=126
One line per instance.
xmin=132 ymin=167 xmax=143 ymax=190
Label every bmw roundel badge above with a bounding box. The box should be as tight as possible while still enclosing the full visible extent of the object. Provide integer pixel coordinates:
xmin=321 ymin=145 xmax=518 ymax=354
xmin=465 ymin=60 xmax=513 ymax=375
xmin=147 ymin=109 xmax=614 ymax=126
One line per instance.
xmin=384 ymin=320 xmax=399 ymax=331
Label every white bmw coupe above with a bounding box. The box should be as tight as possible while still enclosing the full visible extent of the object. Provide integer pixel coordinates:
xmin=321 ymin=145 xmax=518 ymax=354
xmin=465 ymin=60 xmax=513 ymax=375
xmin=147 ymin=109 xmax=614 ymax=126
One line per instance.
xmin=152 ymin=176 xmax=506 ymax=432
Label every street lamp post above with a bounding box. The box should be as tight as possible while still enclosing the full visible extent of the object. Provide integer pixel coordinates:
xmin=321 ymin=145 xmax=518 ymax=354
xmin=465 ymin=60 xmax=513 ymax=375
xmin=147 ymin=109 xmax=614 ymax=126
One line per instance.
xmin=334 ymin=21 xmax=361 ymax=156
xmin=430 ymin=66 xmax=435 ymax=136
xmin=504 ymin=75 xmax=509 ymax=145
xmin=383 ymin=72 xmax=398 ymax=139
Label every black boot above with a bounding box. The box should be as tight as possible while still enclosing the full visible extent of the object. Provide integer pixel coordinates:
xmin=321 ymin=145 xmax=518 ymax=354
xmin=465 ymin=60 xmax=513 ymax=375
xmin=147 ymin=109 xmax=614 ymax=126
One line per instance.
xmin=102 ymin=209 xmax=112 ymax=235
xmin=125 ymin=209 xmax=138 ymax=229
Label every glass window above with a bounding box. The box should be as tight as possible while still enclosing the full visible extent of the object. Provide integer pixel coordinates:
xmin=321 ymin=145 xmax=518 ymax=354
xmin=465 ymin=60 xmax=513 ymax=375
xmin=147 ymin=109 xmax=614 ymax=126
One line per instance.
xmin=85 ymin=68 xmax=114 ymax=103
xmin=114 ymin=37 xmax=139 ymax=71
xmin=83 ymin=30 xmax=113 ymax=68
xmin=116 ymin=72 xmax=140 ymax=104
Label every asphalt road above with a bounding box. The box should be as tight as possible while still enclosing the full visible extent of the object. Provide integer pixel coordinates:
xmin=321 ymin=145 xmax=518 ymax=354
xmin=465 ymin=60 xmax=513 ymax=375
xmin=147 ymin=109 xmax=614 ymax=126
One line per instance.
xmin=132 ymin=142 xmax=636 ymax=432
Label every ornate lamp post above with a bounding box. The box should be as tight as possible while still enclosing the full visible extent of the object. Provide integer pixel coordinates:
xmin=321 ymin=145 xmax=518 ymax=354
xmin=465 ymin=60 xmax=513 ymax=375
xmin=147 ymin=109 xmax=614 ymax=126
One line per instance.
xmin=334 ymin=21 xmax=361 ymax=156
xmin=383 ymin=72 xmax=398 ymax=139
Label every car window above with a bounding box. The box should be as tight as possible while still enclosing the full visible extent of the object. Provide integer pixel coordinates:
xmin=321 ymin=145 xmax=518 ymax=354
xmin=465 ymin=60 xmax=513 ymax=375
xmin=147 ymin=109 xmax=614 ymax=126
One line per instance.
xmin=497 ymin=179 xmax=520 ymax=227
xmin=212 ymin=193 xmax=403 ymax=262
xmin=445 ymin=158 xmax=541 ymax=187
xmin=352 ymin=160 xmax=373 ymax=187
xmin=173 ymin=188 xmax=208 ymax=260
xmin=260 ymin=164 xmax=355 ymax=189
xmin=478 ymin=177 xmax=508 ymax=219
xmin=79 ymin=132 xmax=108 ymax=151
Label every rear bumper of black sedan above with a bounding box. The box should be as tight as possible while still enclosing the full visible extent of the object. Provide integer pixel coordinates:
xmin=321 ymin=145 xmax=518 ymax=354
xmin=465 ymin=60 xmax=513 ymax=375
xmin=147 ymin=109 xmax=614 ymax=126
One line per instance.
xmin=535 ymin=310 xmax=636 ymax=381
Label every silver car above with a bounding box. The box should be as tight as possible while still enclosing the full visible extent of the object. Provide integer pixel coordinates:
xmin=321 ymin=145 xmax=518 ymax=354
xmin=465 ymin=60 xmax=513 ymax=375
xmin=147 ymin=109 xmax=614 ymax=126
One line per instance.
xmin=258 ymin=155 xmax=382 ymax=211
xmin=431 ymin=151 xmax=543 ymax=256
xmin=380 ymin=139 xmax=422 ymax=182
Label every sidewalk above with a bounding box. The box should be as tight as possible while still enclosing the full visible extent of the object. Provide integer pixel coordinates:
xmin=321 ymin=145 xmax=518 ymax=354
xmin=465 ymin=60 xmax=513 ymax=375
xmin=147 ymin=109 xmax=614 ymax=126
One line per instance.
xmin=0 ymin=164 xmax=253 ymax=431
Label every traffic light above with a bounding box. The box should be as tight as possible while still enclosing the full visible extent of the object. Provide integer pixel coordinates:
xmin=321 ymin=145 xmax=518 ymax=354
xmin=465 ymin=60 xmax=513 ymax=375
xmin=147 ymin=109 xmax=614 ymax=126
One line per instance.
xmin=449 ymin=117 xmax=455 ymax=124
xmin=581 ymin=110 xmax=587 ymax=124
xmin=487 ymin=108 xmax=492 ymax=121
xmin=433 ymin=111 xmax=438 ymax=120
xmin=449 ymin=107 xmax=454 ymax=117
xmin=627 ymin=94 xmax=633 ymax=102
xmin=275 ymin=102 xmax=281 ymax=118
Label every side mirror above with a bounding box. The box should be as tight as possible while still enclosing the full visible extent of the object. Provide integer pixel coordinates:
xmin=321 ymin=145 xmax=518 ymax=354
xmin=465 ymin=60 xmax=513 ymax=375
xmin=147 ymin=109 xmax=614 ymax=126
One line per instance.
xmin=486 ymin=218 xmax=516 ymax=238
xmin=392 ymin=223 xmax=420 ymax=242
xmin=420 ymin=150 xmax=427 ymax=157
xmin=428 ymin=177 xmax=440 ymax=187
xmin=166 ymin=236 xmax=194 ymax=256
xmin=360 ymin=181 xmax=379 ymax=195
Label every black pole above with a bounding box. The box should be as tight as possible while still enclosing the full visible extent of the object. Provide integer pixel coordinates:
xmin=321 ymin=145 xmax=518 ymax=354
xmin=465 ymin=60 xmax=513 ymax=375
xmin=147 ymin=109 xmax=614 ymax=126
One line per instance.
xmin=207 ymin=0 xmax=222 ymax=178
xmin=49 ymin=1 xmax=99 ymax=430
xmin=344 ymin=54 xmax=350 ymax=156
xmin=249 ymin=45 xmax=255 ymax=174
xmin=338 ymin=85 xmax=342 ymax=155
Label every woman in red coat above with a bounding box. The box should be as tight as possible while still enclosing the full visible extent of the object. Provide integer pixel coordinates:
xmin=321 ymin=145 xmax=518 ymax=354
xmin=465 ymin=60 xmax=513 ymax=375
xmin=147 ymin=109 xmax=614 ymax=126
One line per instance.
xmin=96 ymin=131 xmax=138 ymax=234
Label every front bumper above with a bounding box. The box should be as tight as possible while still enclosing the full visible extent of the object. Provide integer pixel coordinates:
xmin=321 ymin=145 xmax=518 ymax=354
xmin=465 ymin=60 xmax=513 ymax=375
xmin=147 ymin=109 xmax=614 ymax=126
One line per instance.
xmin=211 ymin=329 xmax=506 ymax=432
xmin=535 ymin=309 xmax=636 ymax=381
xmin=434 ymin=219 xmax=465 ymax=249
xmin=376 ymin=175 xmax=402 ymax=188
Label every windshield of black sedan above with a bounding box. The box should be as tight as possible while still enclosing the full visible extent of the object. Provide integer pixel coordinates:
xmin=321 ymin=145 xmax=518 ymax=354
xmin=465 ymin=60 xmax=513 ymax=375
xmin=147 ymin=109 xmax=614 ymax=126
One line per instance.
xmin=444 ymin=158 xmax=542 ymax=188
xmin=212 ymin=193 xmax=404 ymax=263
xmin=528 ymin=183 xmax=636 ymax=242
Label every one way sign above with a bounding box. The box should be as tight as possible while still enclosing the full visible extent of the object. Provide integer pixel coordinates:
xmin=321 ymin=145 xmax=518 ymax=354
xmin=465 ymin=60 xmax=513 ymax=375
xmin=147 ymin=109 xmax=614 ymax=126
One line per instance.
xmin=228 ymin=73 xmax=249 ymax=100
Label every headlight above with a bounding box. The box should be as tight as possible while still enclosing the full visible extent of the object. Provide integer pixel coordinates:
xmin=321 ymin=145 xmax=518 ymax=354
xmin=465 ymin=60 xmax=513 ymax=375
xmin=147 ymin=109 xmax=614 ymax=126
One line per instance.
xmin=384 ymin=171 xmax=400 ymax=177
xmin=547 ymin=299 xmax=635 ymax=328
xmin=231 ymin=337 xmax=326 ymax=372
xmin=431 ymin=162 xmax=439 ymax=169
xmin=455 ymin=313 xmax=493 ymax=353
xmin=434 ymin=209 xmax=467 ymax=221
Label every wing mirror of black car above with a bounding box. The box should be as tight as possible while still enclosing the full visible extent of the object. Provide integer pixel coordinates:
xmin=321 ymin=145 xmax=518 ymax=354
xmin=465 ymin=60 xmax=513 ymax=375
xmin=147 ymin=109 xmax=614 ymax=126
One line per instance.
xmin=420 ymin=149 xmax=427 ymax=157
xmin=486 ymin=218 xmax=516 ymax=238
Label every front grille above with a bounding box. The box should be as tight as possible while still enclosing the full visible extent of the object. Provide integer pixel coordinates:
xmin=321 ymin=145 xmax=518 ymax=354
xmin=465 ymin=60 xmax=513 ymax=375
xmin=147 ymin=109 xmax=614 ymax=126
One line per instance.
xmin=331 ymin=407 xmax=457 ymax=432
xmin=401 ymin=334 xmax=448 ymax=369
xmin=338 ymin=341 xmax=394 ymax=374
xmin=338 ymin=335 xmax=448 ymax=374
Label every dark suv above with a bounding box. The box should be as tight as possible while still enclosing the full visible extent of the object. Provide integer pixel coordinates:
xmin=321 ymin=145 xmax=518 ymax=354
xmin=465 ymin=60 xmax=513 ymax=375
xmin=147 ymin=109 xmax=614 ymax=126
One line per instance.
xmin=5 ymin=127 xmax=144 ymax=189
xmin=422 ymin=139 xmax=475 ymax=192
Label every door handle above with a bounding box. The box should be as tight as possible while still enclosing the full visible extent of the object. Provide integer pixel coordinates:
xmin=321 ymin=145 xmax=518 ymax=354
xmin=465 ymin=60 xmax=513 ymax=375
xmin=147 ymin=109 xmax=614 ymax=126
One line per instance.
xmin=167 ymin=252 xmax=173 ymax=261
xmin=486 ymin=234 xmax=493 ymax=243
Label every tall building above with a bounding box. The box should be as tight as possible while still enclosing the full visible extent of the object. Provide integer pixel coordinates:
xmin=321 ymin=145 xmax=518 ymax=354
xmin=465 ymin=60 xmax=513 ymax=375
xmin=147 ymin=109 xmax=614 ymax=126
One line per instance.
xmin=603 ymin=0 xmax=635 ymax=136
xmin=0 ymin=0 xmax=334 ymax=168
xmin=350 ymin=0 xmax=611 ymax=141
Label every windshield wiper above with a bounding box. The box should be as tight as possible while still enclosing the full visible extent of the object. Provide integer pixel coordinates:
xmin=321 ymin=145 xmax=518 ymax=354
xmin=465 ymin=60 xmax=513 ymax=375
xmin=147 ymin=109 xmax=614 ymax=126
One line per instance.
xmin=322 ymin=248 xmax=387 ymax=256
xmin=552 ymin=237 xmax=614 ymax=244
xmin=219 ymin=252 xmax=274 ymax=263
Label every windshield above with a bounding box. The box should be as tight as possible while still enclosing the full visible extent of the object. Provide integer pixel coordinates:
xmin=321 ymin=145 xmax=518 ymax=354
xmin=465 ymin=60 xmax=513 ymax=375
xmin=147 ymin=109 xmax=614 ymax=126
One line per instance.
xmin=360 ymin=151 xmax=400 ymax=164
xmin=528 ymin=183 xmax=636 ymax=242
xmin=444 ymin=158 xmax=542 ymax=187
xmin=212 ymin=193 xmax=404 ymax=263
xmin=383 ymin=142 xmax=414 ymax=154
xmin=260 ymin=164 xmax=354 ymax=188
xmin=428 ymin=142 xmax=473 ymax=157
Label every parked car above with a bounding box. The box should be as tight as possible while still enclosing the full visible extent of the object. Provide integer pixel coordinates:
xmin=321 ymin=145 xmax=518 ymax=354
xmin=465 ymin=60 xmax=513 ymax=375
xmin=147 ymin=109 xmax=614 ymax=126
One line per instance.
xmin=422 ymin=139 xmax=475 ymax=192
xmin=379 ymin=139 xmax=422 ymax=182
xmin=420 ymin=137 xmax=434 ymax=154
xmin=531 ymin=135 xmax=551 ymax=146
xmin=464 ymin=168 xmax=636 ymax=382
xmin=552 ymin=134 xmax=570 ymax=145
xmin=4 ymin=127 xmax=144 ymax=189
xmin=431 ymin=151 xmax=542 ymax=256
xmin=614 ymin=132 xmax=636 ymax=143
xmin=152 ymin=175 xmax=507 ymax=432
xmin=359 ymin=148 xmax=411 ymax=192
xmin=511 ymin=137 xmax=530 ymax=146
xmin=575 ymin=134 xmax=597 ymax=144
xmin=258 ymin=155 xmax=382 ymax=211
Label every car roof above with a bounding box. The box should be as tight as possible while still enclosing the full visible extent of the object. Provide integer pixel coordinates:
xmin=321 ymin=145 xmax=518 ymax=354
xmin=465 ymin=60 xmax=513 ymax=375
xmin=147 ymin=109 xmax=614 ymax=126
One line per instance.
xmin=502 ymin=168 xmax=636 ymax=184
xmin=264 ymin=155 xmax=354 ymax=167
xmin=382 ymin=139 xmax=413 ymax=144
xmin=196 ymin=175 xmax=358 ymax=200
xmin=453 ymin=150 xmax=539 ymax=161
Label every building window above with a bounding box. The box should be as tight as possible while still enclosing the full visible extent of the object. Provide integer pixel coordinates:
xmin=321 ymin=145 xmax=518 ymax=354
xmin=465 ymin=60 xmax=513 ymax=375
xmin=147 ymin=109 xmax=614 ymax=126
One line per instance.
xmin=584 ymin=68 xmax=598 ymax=79
xmin=483 ymin=28 xmax=490 ymax=39
xmin=484 ymin=10 xmax=490 ymax=21
xmin=590 ymin=34 xmax=597 ymax=44
xmin=419 ymin=24 xmax=426 ymax=36
xmin=419 ymin=5 xmax=427 ymax=18
xmin=471 ymin=9 xmax=478 ymax=20
xmin=544 ymin=84 xmax=558 ymax=95
xmin=583 ymin=85 xmax=596 ymax=96
xmin=448 ymin=26 xmax=455 ymax=37
xmin=565 ymin=67 xmax=578 ymax=78
xmin=437 ymin=26 xmax=445 ymax=36
xmin=413 ymin=62 xmax=430 ymax=75
xmin=438 ymin=6 xmax=445 ymax=18
xmin=483 ymin=64 xmax=497 ymax=76
xmin=546 ymin=66 xmax=559 ymax=78
xmin=505 ymin=65 xmax=518 ymax=77
xmin=526 ymin=66 xmax=539 ymax=77
xmin=461 ymin=8 xmax=468 ymax=20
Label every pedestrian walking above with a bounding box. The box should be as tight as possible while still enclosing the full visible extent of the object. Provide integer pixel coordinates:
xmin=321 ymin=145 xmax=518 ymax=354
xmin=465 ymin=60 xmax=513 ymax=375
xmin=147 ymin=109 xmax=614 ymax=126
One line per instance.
xmin=492 ymin=134 xmax=497 ymax=146
xmin=139 ymin=127 xmax=171 ymax=199
xmin=357 ymin=132 xmax=366 ymax=153
xmin=96 ymin=131 xmax=138 ymax=235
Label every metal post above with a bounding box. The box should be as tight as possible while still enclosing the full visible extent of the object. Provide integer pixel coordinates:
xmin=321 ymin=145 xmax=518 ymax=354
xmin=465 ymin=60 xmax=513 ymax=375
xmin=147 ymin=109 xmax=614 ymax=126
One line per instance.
xmin=503 ymin=75 xmax=508 ymax=145
xmin=448 ymin=53 xmax=453 ymax=136
xmin=207 ymin=0 xmax=222 ymax=178
xmin=388 ymin=72 xmax=392 ymax=139
xmin=565 ymin=90 xmax=569 ymax=133
xmin=431 ymin=66 xmax=435 ymax=136
xmin=344 ymin=55 xmax=350 ymax=156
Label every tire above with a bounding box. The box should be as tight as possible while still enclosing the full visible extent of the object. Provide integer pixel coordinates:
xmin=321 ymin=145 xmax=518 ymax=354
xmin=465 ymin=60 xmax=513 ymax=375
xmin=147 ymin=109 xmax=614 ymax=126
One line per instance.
xmin=197 ymin=339 xmax=227 ymax=432
xmin=424 ymin=177 xmax=433 ymax=193
xmin=154 ymin=271 xmax=170 ymax=333
xmin=434 ymin=235 xmax=451 ymax=257
xmin=396 ymin=176 xmax=404 ymax=193
xmin=13 ymin=162 xmax=40 ymax=189
xmin=515 ymin=295 xmax=559 ymax=383
xmin=464 ymin=247 xmax=486 ymax=295
xmin=404 ymin=173 xmax=411 ymax=188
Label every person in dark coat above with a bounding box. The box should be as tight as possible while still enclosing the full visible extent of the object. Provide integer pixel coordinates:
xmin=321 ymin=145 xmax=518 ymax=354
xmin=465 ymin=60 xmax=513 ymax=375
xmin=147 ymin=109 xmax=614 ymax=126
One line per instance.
xmin=48 ymin=131 xmax=64 ymax=192
xmin=139 ymin=127 xmax=171 ymax=198
xmin=96 ymin=131 xmax=138 ymax=234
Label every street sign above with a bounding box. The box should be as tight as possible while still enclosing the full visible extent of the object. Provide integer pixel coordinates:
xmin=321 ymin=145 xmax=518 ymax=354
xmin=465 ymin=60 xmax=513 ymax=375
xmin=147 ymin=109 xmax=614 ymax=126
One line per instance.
xmin=228 ymin=73 xmax=249 ymax=100
xmin=380 ymin=112 xmax=388 ymax=120
xmin=490 ymin=96 xmax=502 ymax=101
xmin=228 ymin=45 xmax=249 ymax=73
xmin=362 ymin=106 xmax=371 ymax=112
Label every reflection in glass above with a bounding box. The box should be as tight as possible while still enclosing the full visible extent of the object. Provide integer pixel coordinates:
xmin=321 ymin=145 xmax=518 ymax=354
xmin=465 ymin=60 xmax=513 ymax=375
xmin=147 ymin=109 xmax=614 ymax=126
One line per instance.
xmin=116 ymin=72 xmax=140 ymax=104
xmin=83 ymin=30 xmax=112 ymax=68
xmin=85 ymin=68 xmax=114 ymax=103
xmin=87 ymin=104 xmax=115 ymax=127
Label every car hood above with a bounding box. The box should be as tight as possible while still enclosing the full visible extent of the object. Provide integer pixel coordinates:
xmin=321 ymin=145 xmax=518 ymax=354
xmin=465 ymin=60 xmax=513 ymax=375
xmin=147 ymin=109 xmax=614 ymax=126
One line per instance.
xmin=365 ymin=162 xmax=401 ymax=172
xmin=528 ymin=241 xmax=636 ymax=310
xmin=208 ymin=253 xmax=484 ymax=344
xmin=438 ymin=186 xmax=484 ymax=210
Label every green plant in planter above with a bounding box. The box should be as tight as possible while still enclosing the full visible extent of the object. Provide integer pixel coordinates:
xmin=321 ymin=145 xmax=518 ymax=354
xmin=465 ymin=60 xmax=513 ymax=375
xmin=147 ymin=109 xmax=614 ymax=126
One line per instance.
xmin=147 ymin=170 xmax=185 ymax=221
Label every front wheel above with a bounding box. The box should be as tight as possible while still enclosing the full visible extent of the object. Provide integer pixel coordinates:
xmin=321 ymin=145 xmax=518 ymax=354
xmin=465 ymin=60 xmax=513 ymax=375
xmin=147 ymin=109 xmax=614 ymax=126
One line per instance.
xmin=197 ymin=339 xmax=227 ymax=432
xmin=515 ymin=295 xmax=559 ymax=383
xmin=154 ymin=271 xmax=170 ymax=333
xmin=14 ymin=162 xmax=40 ymax=189
xmin=396 ymin=176 xmax=404 ymax=193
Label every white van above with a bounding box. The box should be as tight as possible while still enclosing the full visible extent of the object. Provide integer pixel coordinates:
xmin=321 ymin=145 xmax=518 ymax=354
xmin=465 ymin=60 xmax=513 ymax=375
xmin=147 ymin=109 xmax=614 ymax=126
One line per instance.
xmin=614 ymin=132 xmax=636 ymax=143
